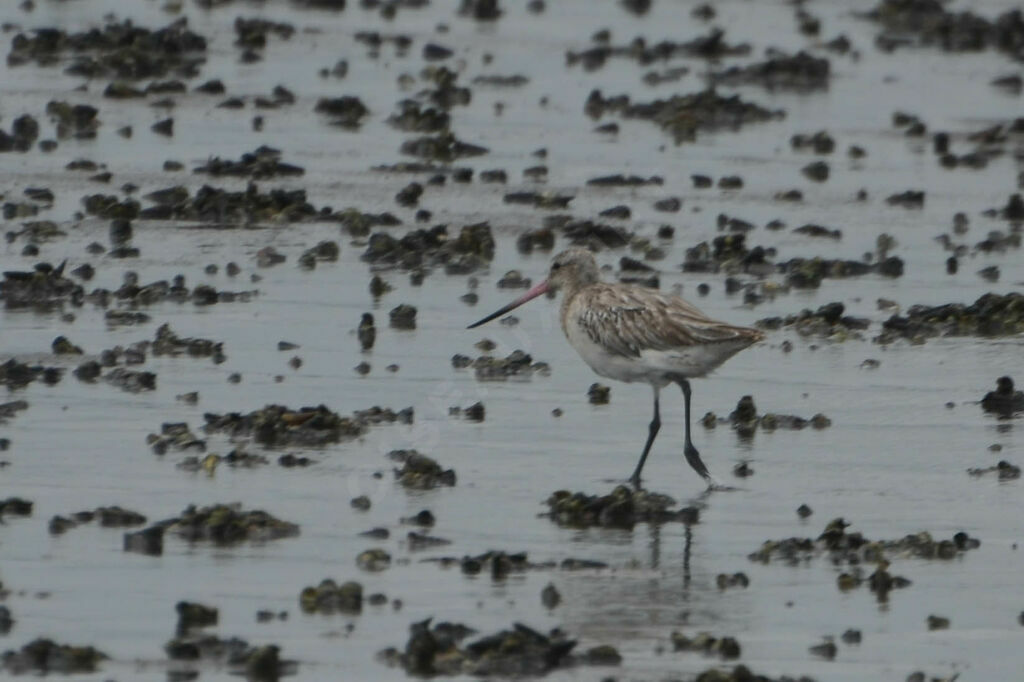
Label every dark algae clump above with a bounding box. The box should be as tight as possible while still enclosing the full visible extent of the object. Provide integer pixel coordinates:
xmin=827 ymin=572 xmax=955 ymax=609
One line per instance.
xmin=545 ymin=486 xmax=699 ymax=529
xmin=389 ymin=450 xmax=457 ymax=489
xmin=671 ymin=630 xmax=742 ymax=660
xmin=168 ymin=503 xmax=300 ymax=544
xmin=361 ymin=222 xmax=495 ymax=274
xmin=585 ymin=88 xmax=783 ymax=143
xmin=7 ymin=19 xmax=207 ymax=79
xmin=750 ymin=519 xmax=980 ymax=601
xmin=981 ymin=376 xmax=1024 ymax=417
xmin=125 ymin=503 xmax=299 ymax=555
xmin=701 ymin=395 xmax=831 ymax=434
xmin=378 ymin=619 xmax=620 ymax=676
xmin=200 ymin=403 xmax=413 ymax=448
xmin=299 ymin=579 xmax=364 ymax=614
xmin=2 ymin=639 xmax=108 ymax=674
xmin=49 ymin=505 xmax=146 ymax=535
xmin=876 ymin=293 xmax=1024 ymax=343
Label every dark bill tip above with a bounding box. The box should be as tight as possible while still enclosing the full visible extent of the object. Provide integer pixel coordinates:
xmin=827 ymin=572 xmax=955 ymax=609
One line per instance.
xmin=467 ymin=279 xmax=550 ymax=329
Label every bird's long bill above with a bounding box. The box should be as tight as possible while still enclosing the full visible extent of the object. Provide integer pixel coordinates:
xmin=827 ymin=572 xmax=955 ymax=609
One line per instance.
xmin=467 ymin=279 xmax=550 ymax=329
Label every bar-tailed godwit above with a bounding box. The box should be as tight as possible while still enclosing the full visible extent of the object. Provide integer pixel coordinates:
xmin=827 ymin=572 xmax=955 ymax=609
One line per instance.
xmin=468 ymin=247 xmax=763 ymax=488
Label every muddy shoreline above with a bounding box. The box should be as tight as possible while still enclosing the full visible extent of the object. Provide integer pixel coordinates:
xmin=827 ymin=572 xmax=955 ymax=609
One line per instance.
xmin=2 ymin=0 xmax=1023 ymax=680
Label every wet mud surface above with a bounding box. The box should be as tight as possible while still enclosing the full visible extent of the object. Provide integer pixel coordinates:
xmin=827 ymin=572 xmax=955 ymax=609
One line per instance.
xmin=1 ymin=0 xmax=1024 ymax=680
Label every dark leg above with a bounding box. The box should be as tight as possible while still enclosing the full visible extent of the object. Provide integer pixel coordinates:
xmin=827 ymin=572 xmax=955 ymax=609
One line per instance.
xmin=629 ymin=387 xmax=661 ymax=487
xmin=678 ymin=379 xmax=712 ymax=482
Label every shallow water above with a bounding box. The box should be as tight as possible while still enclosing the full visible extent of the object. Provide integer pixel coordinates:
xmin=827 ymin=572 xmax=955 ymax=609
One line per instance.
xmin=1 ymin=0 xmax=1023 ymax=680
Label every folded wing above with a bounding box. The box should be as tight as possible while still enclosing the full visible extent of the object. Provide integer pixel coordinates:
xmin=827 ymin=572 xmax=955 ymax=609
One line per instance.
xmin=573 ymin=284 xmax=763 ymax=359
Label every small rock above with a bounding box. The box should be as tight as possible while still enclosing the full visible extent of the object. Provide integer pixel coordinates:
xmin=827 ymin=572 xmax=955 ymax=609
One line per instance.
xmin=389 ymin=304 xmax=417 ymax=330
xmin=151 ymin=118 xmax=174 ymax=136
xmin=356 ymin=548 xmax=392 ymax=572
xmin=584 ymin=644 xmax=622 ymax=666
xmin=588 ymin=383 xmax=610 ymax=405
xmin=541 ymin=583 xmax=561 ymax=609
xmin=840 ymin=629 xmax=861 ymax=644
xmin=808 ymin=638 xmax=837 ymax=659
xmin=982 ymin=376 xmax=1024 ymax=416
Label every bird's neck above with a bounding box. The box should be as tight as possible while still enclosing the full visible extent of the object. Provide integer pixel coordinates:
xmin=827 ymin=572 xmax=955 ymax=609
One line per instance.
xmin=558 ymin=279 xmax=592 ymax=330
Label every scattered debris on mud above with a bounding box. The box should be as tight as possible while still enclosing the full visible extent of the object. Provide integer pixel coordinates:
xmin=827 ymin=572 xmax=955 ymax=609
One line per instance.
xmin=362 ymin=222 xmax=495 ymax=274
xmin=450 ymin=401 xmax=485 ymax=422
xmin=299 ymin=579 xmax=364 ymax=614
xmin=864 ymin=0 xmax=1024 ymax=63
xmin=378 ymin=619 xmax=620 ymax=676
xmin=1 ymin=261 xmax=79 ymax=309
xmin=876 ymin=293 xmax=1024 ymax=344
xmin=968 ymin=461 xmax=1021 ymax=481
xmin=545 ymin=486 xmax=699 ymax=529
xmin=680 ymin=236 xmax=904 ymax=295
xmin=165 ymin=613 xmax=297 ymax=682
xmin=124 ymin=503 xmax=299 ymax=556
xmin=2 ymin=0 xmax=1023 ymax=678
xmin=357 ymin=548 xmax=392 ymax=572
xmin=586 ymin=88 xmax=783 ymax=143
xmin=0 ymin=497 xmax=33 ymax=519
xmin=176 ymin=601 xmax=218 ymax=634
xmin=750 ymin=518 xmax=980 ymax=565
xmin=709 ymin=51 xmax=830 ymax=91
xmin=451 ymin=349 xmax=551 ymax=381
xmin=749 ymin=518 xmax=980 ymax=600
xmin=587 ymin=382 xmax=611 ymax=404
xmin=7 ymin=19 xmax=207 ymax=79
xmin=424 ymin=550 xmax=609 ymax=577
xmin=702 ymin=396 xmax=831 ymax=435
xmin=315 ymin=95 xmax=369 ymax=129
xmin=567 ymin=28 xmax=751 ymax=72
xmin=671 ymin=630 xmax=741 ymax=660
xmin=981 ymin=376 xmax=1024 ymax=416
xmin=0 ymin=400 xmax=28 ymax=426
xmin=389 ymin=450 xmax=457 ymax=489
xmin=138 ymin=184 xmax=327 ymax=225
xmin=146 ymin=403 xmax=413 ymax=454
xmin=193 ymin=145 xmax=304 ymax=179
xmin=0 ymin=359 xmax=61 ymax=388
xmin=687 ymin=665 xmax=817 ymax=682
xmin=757 ymin=302 xmax=869 ymax=340
xmin=2 ymin=261 xmax=256 ymax=310
xmin=49 ymin=505 xmax=146 ymax=535
xmin=2 ymin=639 xmax=108 ymax=675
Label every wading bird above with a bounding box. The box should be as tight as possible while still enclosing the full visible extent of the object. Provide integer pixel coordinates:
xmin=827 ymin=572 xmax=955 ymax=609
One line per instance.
xmin=468 ymin=248 xmax=763 ymax=488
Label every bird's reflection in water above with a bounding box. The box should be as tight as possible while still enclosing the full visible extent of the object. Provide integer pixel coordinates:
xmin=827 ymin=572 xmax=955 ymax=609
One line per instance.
xmin=646 ymin=520 xmax=693 ymax=595
xmin=559 ymin=489 xmax=737 ymax=641
xmin=648 ymin=485 xmax=713 ymax=586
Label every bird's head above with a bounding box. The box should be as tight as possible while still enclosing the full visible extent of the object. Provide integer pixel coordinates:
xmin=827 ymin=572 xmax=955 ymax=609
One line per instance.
xmin=467 ymin=247 xmax=599 ymax=329
xmin=546 ymin=247 xmax=599 ymax=292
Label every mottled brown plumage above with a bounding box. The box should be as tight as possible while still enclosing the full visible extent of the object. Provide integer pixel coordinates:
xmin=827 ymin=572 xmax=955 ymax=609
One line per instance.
xmin=468 ymin=247 xmax=764 ymax=488
xmin=567 ymin=282 xmax=763 ymax=364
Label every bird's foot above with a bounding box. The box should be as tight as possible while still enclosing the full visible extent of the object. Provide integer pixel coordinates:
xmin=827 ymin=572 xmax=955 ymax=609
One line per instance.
xmin=704 ymin=475 xmax=739 ymax=492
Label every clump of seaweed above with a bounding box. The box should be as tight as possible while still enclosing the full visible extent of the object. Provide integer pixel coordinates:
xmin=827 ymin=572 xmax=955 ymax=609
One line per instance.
xmin=545 ymin=486 xmax=699 ymax=529
xmin=2 ymin=639 xmax=108 ymax=675
xmin=8 ymin=19 xmax=207 ymax=80
xmin=378 ymin=619 xmax=621 ymax=676
xmin=585 ymin=88 xmax=783 ymax=144
xmin=362 ymin=222 xmax=494 ymax=274
xmin=875 ymin=293 xmax=1024 ymax=344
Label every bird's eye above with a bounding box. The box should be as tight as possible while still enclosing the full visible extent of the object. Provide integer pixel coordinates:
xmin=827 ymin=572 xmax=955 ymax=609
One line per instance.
xmin=552 ymin=263 xmax=562 ymax=270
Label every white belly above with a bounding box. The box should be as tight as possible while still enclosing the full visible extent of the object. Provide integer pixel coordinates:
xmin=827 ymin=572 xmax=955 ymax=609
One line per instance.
xmin=564 ymin=319 xmax=749 ymax=385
